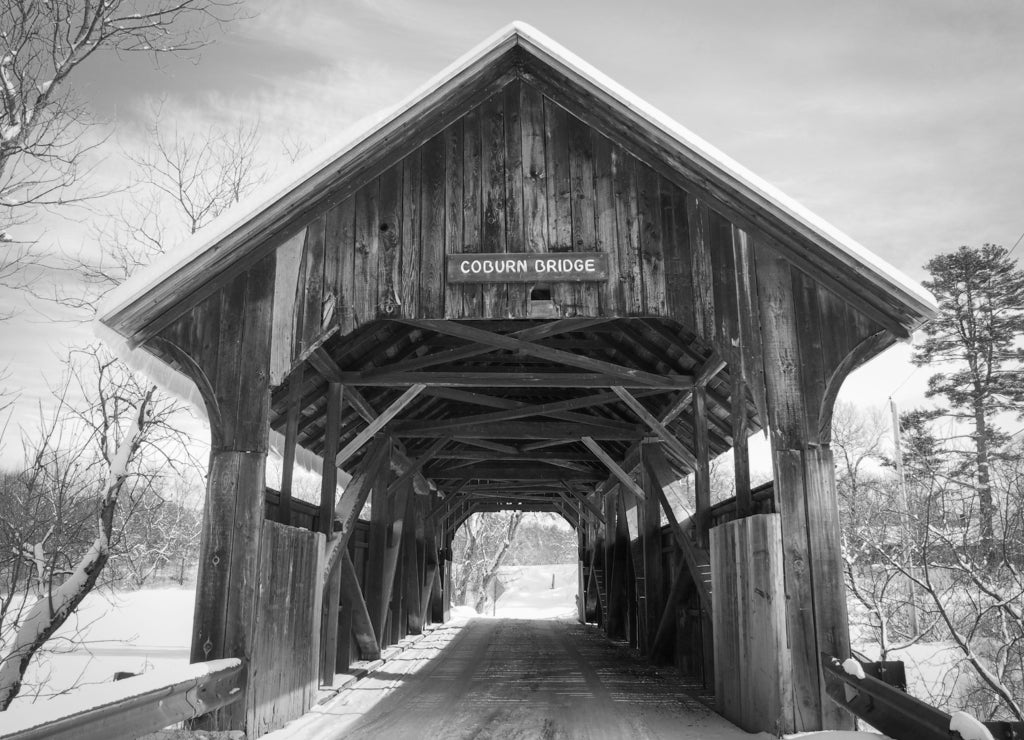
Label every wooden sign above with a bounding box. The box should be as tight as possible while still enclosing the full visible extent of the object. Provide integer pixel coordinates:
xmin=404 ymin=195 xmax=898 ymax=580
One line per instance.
xmin=446 ymin=252 xmax=609 ymax=283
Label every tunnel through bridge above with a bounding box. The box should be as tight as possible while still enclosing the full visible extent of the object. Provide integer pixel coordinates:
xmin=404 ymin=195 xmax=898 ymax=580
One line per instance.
xmin=96 ymin=21 xmax=937 ymax=739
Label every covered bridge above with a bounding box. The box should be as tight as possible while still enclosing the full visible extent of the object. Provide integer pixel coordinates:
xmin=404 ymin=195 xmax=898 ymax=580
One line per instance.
xmin=97 ymin=22 xmax=936 ymax=738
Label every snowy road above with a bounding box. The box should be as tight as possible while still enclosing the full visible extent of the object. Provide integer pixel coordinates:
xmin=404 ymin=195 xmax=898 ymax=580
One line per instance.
xmin=270 ymin=618 xmax=765 ymax=740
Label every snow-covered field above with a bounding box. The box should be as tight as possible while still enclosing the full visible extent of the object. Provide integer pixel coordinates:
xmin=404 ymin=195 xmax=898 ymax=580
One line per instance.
xmin=492 ymin=563 xmax=578 ymax=619
xmin=8 ymin=585 xmax=195 ymax=709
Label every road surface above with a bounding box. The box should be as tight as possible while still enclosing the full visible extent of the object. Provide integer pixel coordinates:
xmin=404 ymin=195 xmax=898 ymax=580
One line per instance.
xmin=272 ymin=618 xmax=763 ymax=739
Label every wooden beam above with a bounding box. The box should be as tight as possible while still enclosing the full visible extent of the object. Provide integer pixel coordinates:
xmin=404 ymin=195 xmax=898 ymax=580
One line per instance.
xmin=278 ymin=367 xmax=303 ymax=526
xmin=432 ymin=449 xmax=595 ymax=462
xmin=733 ymin=375 xmax=752 ymax=517
xmin=518 ymin=438 xmax=577 ymax=451
xmin=339 ymin=549 xmax=380 ymax=660
xmin=393 ymin=389 xmax=662 ymax=434
xmin=409 ymin=421 xmax=644 ymax=440
xmin=644 ymin=445 xmax=713 ymax=610
xmin=657 ymin=352 xmax=728 ymax=426
xmin=560 ymin=482 xmax=605 ymax=523
xmin=643 ymin=443 xmax=694 ymax=521
xmin=399 ymin=412 xmax=639 ymax=437
xmin=323 ymin=437 xmax=390 ymax=580
xmin=641 ymin=460 xmax=664 ymax=654
xmin=693 ymin=385 xmax=712 ymax=548
xmin=399 ymin=318 xmax=692 ymax=389
xmin=454 ymin=437 xmax=521 ymax=454
xmin=647 ymin=557 xmax=693 ymax=662
xmin=387 ymin=437 xmax=450 ymax=496
xmin=319 ymin=552 xmax=342 ymax=684
xmin=319 ymin=382 xmax=342 ymax=535
xmin=611 ymin=386 xmax=697 ymax=468
xmin=425 ymin=463 xmax=605 ymax=481
xmin=362 ymin=317 xmax=613 ymax=375
xmin=335 ymin=384 xmax=425 ymax=467
xmin=581 ymin=436 xmax=645 ymax=500
xmin=329 ymin=371 xmax=692 ymax=388
xmin=554 ymin=486 xmax=583 ymax=521
xmin=401 ymin=489 xmax=422 ymax=634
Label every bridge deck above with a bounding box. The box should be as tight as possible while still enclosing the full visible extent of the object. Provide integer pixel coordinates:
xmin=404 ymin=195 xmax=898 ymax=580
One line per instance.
xmin=269 ymin=617 xmax=751 ymax=739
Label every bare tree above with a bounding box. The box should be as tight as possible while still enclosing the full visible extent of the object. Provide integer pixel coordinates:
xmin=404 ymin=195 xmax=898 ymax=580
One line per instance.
xmin=0 ymin=343 xmax=199 ymax=708
xmin=0 ymin=381 xmax=154 ymax=709
xmin=452 ymin=511 xmax=524 ymax=614
xmin=833 ymin=403 xmax=931 ymax=657
xmin=61 ymin=105 xmax=267 ymax=312
xmin=0 ymin=0 xmax=240 ymax=233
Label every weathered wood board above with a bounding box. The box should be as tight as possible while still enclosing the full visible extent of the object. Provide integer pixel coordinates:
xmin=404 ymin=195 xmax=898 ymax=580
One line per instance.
xmin=711 ymin=514 xmax=792 ymax=735
xmin=250 ymin=521 xmax=325 ymax=736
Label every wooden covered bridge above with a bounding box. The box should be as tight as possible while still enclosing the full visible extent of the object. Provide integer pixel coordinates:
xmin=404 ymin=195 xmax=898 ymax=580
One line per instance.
xmin=97 ymin=23 xmax=936 ymax=738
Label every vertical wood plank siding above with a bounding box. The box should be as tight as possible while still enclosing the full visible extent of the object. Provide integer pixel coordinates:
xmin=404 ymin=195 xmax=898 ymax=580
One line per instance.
xmin=269 ymin=78 xmax=884 ymax=428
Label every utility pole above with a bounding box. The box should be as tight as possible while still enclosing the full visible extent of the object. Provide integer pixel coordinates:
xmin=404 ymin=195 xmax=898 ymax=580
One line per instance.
xmin=889 ymin=397 xmax=919 ymax=635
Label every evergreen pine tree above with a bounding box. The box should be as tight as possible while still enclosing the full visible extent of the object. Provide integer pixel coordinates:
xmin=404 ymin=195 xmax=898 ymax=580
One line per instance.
xmin=912 ymin=244 xmax=1024 ymax=562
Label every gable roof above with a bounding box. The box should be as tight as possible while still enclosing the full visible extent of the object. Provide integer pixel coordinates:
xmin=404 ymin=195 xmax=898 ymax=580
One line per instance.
xmin=96 ymin=21 xmax=937 ymax=346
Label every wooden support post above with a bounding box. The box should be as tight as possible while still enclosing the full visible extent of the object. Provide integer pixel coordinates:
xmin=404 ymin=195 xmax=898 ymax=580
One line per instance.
xmin=640 ymin=445 xmax=664 ymax=656
xmin=279 ymin=367 xmax=303 ymax=526
xmin=577 ymin=521 xmax=587 ymax=624
xmin=442 ymin=535 xmax=453 ymax=623
xmin=756 ymin=243 xmax=853 ymax=732
xmin=693 ymin=384 xmax=711 ymax=548
xmin=186 ymin=257 xmax=275 ymax=733
xmin=732 ymin=375 xmax=752 ymax=517
xmin=336 ymin=582 xmax=353 ymax=673
xmin=365 ymin=444 xmax=394 ymax=648
xmin=319 ymin=551 xmax=342 ymax=685
xmin=320 ymin=382 xmax=342 ymax=535
xmin=402 ymin=489 xmax=423 ymax=634
xmin=603 ymin=487 xmax=624 ymax=639
xmin=647 ymin=556 xmax=691 ymax=663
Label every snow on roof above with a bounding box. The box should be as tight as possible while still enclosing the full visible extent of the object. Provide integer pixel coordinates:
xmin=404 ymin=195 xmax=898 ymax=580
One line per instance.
xmin=97 ymin=21 xmax=936 ymax=342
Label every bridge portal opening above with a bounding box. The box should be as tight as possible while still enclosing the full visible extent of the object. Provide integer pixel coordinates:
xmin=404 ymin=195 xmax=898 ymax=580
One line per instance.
xmin=450 ymin=511 xmax=577 ymax=618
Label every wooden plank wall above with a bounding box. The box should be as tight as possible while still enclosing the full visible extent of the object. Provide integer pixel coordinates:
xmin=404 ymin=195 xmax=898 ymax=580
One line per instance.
xmin=265 ymin=78 xmax=882 ymax=438
xmin=250 ymin=521 xmax=325 ymax=735
xmin=710 ymin=514 xmax=791 ymax=735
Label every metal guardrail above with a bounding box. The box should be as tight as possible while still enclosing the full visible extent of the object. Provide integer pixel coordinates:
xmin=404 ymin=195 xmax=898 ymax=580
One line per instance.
xmin=0 ymin=659 xmax=244 ymax=740
xmin=821 ymin=653 xmax=1024 ymax=740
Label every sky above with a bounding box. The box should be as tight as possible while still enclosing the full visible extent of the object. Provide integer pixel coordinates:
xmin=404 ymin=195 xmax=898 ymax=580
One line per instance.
xmin=2 ymin=0 xmax=1024 ymax=467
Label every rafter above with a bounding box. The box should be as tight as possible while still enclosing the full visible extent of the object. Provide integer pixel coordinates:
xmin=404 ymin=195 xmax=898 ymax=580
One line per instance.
xmin=399 ymin=319 xmax=691 ymax=389
xmin=581 ymin=436 xmax=645 ymax=500
xmin=357 ymin=316 xmax=613 ymax=376
xmin=335 ymin=384 xmax=425 ymax=467
xmin=611 ymin=386 xmax=698 ymax=468
xmin=391 ymin=388 xmax=663 ymax=435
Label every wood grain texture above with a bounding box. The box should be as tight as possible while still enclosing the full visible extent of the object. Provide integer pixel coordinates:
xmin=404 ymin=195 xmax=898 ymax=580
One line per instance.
xmin=481 ymin=90 xmax=507 ymax=318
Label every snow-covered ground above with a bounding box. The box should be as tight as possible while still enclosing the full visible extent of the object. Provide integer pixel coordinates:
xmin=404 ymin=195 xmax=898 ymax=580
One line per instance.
xmin=492 ymin=563 xmax=578 ymax=619
xmin=8 ymin=585 xmax=195 ymax=709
